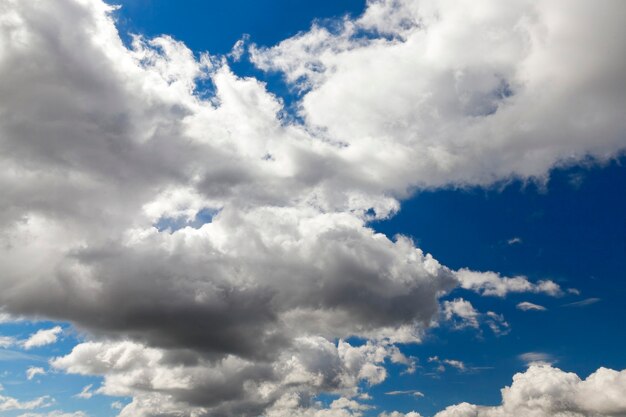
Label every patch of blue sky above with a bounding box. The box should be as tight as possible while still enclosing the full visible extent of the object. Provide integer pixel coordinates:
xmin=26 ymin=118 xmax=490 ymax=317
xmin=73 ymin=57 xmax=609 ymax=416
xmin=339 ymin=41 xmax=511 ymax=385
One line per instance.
xmin=154 ymin=207 xmax=219 ymax=233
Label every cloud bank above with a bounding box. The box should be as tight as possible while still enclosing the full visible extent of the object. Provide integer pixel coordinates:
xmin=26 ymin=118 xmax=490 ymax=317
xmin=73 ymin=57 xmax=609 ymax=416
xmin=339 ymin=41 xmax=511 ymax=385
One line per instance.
xmin=0 ymin=0 xmax=625 ymax=415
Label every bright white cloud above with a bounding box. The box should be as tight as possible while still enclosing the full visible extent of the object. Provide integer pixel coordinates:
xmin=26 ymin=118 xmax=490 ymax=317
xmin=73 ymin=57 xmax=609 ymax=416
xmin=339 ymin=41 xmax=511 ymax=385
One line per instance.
xmin=22 ymin=327 xmax=62 ymax=350
xmin=433 ymin=364 xmax=626 ymax=417
xmin=456 ymin=269 xmax=561 ymax=297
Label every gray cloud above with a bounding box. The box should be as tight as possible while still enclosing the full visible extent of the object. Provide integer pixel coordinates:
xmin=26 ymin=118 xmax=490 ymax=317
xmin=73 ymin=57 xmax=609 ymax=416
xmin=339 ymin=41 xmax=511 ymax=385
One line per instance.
xmin=0 ymin=0 xmax=625 ymax=416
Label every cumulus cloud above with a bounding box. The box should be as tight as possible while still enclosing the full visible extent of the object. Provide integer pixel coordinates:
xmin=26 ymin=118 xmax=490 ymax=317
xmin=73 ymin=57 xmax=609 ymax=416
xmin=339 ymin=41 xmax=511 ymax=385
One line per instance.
xmin=22 ymin=327 xmax=63 ymax=350
xmin=0 ymin=0 xmax=624 ymax=416
xmin=433 ymin=364 xmax=626 ymax=417
xmin=456 ymin=270 xmax=561 ymax=298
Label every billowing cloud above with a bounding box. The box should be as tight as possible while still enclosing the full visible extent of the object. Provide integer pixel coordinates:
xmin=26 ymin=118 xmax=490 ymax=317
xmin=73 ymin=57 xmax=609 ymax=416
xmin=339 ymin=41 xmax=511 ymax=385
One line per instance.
xmin=433 ymin=365 xmax=626 ymax=417
xmin=0 ymin=0 xmax=624 ymax=416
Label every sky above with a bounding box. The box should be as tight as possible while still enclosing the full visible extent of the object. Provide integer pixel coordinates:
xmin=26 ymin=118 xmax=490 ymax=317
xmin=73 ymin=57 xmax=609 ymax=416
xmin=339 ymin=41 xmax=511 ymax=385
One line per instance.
xmin=0 ymin=1 xmax=625 ymax=417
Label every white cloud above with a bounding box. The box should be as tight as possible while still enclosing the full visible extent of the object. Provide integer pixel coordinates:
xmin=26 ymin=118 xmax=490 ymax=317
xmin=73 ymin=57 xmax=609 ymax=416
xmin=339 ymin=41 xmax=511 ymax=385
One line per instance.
xmin=379 ymin=412 xmax=423 ymax=417
xmin=0 ymin=336 xmax=16 ymax=348
xmin=456 ymin=269 xmax=561 ymax=297
xmin=434 ymin=364 xmax=626 ymax=417
xmin=0 ymin=393 xmax=52 ymax=412
xmin=74 ymin=385 xmax=94 ymax=400
xmin=0 ymin=0 xmax=624 ymax=416
xmin=516 ymin=301 xmax=547 ymax=311
xmin=26 ymin=367 xmax=46 ymax=381
xmin=442 ymin=298 xmax=480 ymax=329
xmin=22 ymin=327 xmax=62 ymax=350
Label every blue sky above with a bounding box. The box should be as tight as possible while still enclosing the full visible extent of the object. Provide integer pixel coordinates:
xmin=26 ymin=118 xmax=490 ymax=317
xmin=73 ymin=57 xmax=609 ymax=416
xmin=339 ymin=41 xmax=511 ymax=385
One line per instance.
xmin=1 ymin=1 xmax=625 ymax=417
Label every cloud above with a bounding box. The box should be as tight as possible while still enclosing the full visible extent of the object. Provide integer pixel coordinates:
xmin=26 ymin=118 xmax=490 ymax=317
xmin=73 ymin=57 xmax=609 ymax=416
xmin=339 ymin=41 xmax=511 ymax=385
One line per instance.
xmin=0 ymin=336 xmax=16 ymax=348
xmin=22 ymin=327 xmax=63 ymax=350
xmin=26 ymin=367 xmax=46 ymax=380
xmin=506 ymin=237 xmax=522 ymax=245
xmin=433 ymin=364 xmax=626 ymax=417
xmin=0 ymin=0 xmax=624 ymax=416
xmin=442 ymin=298 xmax=480 ymax=329
xmin=385 ymin=390 xmax=424 ymax=398
xmin=456 ymin=269 xmax=561 ymax=298
xmin=74 ymin=385 xmax=94 ymax=400
xmin=563 ymin=298 xmax=601 ymax=307
xmin=442 ymin=299 xmax=509 ymax=335
xmin=519 ymin=352 xmax=555 ymax=366
xmin=516 ymin=301 xmax=547 ymax=311
xmin=18 ymin=412 xmax=88 ymax=417
xmin=0 ymin=392 xmax=53 ymax=412
xmin=428 ymin=356 xmax=467 ymax=373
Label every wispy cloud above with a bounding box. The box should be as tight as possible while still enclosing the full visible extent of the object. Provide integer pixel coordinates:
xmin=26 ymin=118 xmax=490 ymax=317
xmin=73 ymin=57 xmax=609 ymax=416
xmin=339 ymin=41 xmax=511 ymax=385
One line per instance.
xmin=563 ymin=298 xmax=601 ymax=308
xmin=385 ymin=390 xmax=424 ymax=398
xmin=516 ymin=302 xmax=547 ymax=311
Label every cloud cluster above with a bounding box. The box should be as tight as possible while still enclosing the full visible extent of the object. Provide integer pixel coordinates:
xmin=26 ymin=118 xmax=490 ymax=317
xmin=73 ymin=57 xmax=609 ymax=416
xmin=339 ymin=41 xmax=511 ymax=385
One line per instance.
xmin=0 ymin=0 xmax=625 ymax=416
xmin=434 ymin=365 xmax=626 ymax=417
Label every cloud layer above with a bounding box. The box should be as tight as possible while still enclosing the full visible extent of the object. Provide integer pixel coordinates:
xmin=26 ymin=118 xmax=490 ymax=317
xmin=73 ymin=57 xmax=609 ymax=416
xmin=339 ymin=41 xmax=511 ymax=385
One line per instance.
xmin=0 ymin=0 xmax=625 ymax=415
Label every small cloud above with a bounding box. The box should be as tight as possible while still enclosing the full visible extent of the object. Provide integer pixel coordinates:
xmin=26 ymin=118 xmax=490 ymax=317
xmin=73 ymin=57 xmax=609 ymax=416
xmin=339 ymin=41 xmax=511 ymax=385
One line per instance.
xmin=485 ymin=311 xmax=510 ymax=336
xmin=26 ymin=367 xmax=46 ymax=380
xmin=519 ymin=352 xmax=555 ymax=366
xmin=443 ymin=359 xmax=466 ymax=371
xmin=385 ymin=390 xmax=424 ymax=398
xmin=0 ymin=336 xmax=16 ymax=348
xmin=22 ymin=326 xmax=62 ymax=350
xmin=567 ymin=288 xmax=581 ymax=295
xmin=516 ymin=302 xmax=547 ymax=311
xmin=358 ymin=393 xmax=372 ymax=401
xmin=563 ymin=298 xmax=601 ymax=308
xmin=507 ymin=237 xmax=522 ymax=245
xmin=75 ymin=385 xmax=94 ymax=400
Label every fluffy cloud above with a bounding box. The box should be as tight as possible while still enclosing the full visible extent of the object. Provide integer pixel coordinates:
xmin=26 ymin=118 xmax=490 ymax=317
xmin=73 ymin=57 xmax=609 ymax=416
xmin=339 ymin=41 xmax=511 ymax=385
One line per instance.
xmin=253 ymin=0 xmax=626 ymax=189
xmin=456 ymin=270 xmax=561 ymax=298
xmin=22 ymin=327 xmax=63 ymax=350
xmin=0 ymin=0 xmax=624 ymax=416
xmin=434 ymin=364 xmax=626 ymax=417
xmin=51 ymin=338 xmax=413 ymax=416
